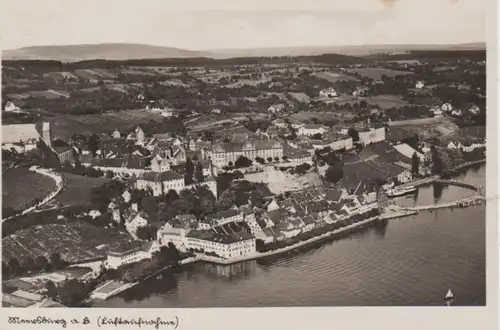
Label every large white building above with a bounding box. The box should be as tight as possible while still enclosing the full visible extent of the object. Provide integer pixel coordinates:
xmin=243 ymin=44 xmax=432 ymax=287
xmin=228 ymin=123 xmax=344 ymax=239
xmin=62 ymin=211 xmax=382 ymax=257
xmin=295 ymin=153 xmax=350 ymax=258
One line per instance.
xmin=207 ymin=140 xmax=284 ymax=168
xmin=358 ymin=127 xmax=386 ymax=145
xmin=106 ymin=241 xmax=159 ymax=269
xmin=298 ymin=124 xmax=328 ymax=137
xmin=135 ymin=156 xmax=185 ymax=196
xmin=186 ymin=230 xmax=256 ymax=260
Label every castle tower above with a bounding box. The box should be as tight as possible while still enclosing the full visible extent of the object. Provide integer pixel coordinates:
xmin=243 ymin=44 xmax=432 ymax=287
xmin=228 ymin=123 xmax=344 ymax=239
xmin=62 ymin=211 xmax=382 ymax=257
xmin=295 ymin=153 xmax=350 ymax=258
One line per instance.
xmin=42 ymin=122 xmax=52 ymax=147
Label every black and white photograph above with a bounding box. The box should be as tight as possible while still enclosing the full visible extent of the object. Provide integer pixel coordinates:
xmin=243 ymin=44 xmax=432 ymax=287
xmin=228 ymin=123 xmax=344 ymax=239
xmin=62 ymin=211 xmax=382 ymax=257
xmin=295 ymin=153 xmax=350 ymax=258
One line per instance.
xmin=0 ymin=0 xmax=492 ymax=315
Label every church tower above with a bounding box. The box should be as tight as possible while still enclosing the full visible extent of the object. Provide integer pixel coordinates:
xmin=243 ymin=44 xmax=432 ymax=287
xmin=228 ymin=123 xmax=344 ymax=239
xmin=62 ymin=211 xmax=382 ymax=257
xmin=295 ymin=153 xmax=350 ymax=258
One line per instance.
xmin=42 ymin=122 xmax=52 ymax=148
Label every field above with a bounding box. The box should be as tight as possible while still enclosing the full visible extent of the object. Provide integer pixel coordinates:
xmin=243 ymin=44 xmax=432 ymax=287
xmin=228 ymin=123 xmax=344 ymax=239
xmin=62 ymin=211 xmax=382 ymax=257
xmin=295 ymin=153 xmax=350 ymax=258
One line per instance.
xmin=2 ymin=168 xmax=56 ymax=211
xmin=2 ymin=221 xmax=133 ymax=264
xmin=7 ymin=90 xmax=70 ymax=100
xmin=365 ymin=94 xmax=408 ymax=109
xmin=288 ymin=111 xmax=347 ymax=124
xmin=388 ymin=117 xmax=460 ymax=141
xmin=55 ymin=173 xmax=110 ymax=207
xmin=344 ymin=68 xmax=413 ymax=81
xmin=313 ymin=71 xmax=358 ymax=83
xmin=41 ymin=109 xmax=166 ymax=139
xmin=289 ymin=92 xmax=311 ymax=103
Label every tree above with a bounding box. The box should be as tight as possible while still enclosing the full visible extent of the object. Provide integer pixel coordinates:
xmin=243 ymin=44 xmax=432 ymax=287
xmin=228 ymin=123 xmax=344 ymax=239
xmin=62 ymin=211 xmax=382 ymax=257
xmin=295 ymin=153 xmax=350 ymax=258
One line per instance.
xmin=87 ymin=134 xmax=99 ymax=157
xmin=234 ymin=156 xmax=252 ymax=168
xmin=250 ymin=190 xmax=264 ymax=207
xmin=45 ymin=280 xmax=57 ymax=298
xmin=8 ymin=258 xmax=22 ymax=277
xmin=411 ymin=152 xmax=420 ymax=175
xmin=184 ymin=157 xmax=194 ymax=185
xmin=228 ymin=161 xmax=234 ymax=167
xmin=347 ymin=128 xmax=360 ymax=142
xmin=2 ymin=261 xmax=10 ymax=279
xmin=255 ymin=157 xmax=265 ymax=165
xmin=195 ymin=162 xmax=204 ymax=182
xmin=165 ymin=189 xmax=180 ymax=203
xmin=34 ymin=256 xmax=49 ymax=271
xmin=22 ymin=257 xmax=36 ymax=273
xmin=49 ymin=252 xmax=65 ymax=270
xmin=267 ymin=157 xmax=273 ymax=162
xmin=325 ymin=166 xmax=343 ymax=183
xmin=136 ymin=225 xmax=152 ymax=240
xmin=312 ymin=133 xmax=323 ymax=140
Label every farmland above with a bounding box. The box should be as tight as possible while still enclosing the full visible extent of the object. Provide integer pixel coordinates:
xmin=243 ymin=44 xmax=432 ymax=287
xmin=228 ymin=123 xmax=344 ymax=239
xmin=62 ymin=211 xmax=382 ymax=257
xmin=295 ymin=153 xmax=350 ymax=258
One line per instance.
xmin=388 ymin=117 xmax=460 ymax=141
xmin=3 ymin=168 xmax=56 ymax=212
xmin=344 ymin=68 xmax=413 ymax=80
xmin=39 ymin=110 xmax=167 ymax=139
xmin=365 ymin=94 xmax=408 ymax=109
xmin=55 ymin=173 xmax=110 ymax=207
xmin=312 ymin=71 xmax=358 ymax=83
xmin=2 ymin=221 xmax=133 ymax=264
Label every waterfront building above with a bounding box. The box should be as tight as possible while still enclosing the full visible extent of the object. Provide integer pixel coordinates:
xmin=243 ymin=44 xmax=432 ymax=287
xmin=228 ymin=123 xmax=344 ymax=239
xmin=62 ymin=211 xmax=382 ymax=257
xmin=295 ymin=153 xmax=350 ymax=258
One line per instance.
xmin=186 ymin=229 xmax=256 ymax=260
xmin=106 ymin=241 xmax=159 ymax=269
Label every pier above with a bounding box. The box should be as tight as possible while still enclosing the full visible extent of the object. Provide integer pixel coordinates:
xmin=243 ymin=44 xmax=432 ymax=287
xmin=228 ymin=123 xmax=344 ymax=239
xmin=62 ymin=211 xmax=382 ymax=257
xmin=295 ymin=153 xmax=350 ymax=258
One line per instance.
xmin=395 ymin=195 xmax=485 ymax=212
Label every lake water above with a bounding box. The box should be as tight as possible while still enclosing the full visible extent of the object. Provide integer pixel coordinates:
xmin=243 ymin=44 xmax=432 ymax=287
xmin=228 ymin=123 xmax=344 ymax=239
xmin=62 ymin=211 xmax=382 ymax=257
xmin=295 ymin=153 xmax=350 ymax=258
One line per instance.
xmin=93 ymin=165 xmax=486 ymax=307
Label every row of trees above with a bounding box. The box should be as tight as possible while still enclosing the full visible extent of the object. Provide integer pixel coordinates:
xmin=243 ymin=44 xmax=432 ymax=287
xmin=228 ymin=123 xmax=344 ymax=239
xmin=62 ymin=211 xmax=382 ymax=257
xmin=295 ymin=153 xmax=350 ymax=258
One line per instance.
xmin=2 ymin=252 xmax=66 ymax=280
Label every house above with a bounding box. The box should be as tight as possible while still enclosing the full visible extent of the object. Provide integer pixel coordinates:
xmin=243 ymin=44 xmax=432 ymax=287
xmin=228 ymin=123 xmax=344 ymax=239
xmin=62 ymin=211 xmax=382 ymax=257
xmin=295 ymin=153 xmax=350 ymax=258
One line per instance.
xmin=242 ymin=208 xmax=262 ymax=236
xmin=469 ymin=105 xmax=480 ymax=115
xmin=210 ymin=209 xmax=244 ymax=226
xmin=106 ymin=241 xmax=160 ymax=269
xmin=122 ymin=190 xmax=132 ymax=203
xmin=51 ymin=139 xmax=75 ymax=164
xmin=358 ymin=127 xmax=386 ymax=145
xmin=127 ymin=126 xmax=146 ymax=144
xmin=298 ymin=124 xmax=328 ymax=137
xmin=124 ymin=212 xmax=149 ymax=239
xmin=211 ymin=108 xmax=222 ymax=115
xmin=447 ymin=141 xmax=458 ymax=149
xmin=268 ymin=104 xmax=286 ymax=114
xmin=285 ymin=148 xmax=312 ymax=166
xmin=112 ymin=129 xmax=121 ymax=139
xmin=186 ymin=229 xmax=256 ymax=260
xmin=135 ymin=170 xmax=185 ymax=196
xmin=451 ymin=109 xmax=463 ymax=117
xmin=157 ymin=216 xmax=197 ymax=252
xmin=272 ymin=118 xmax=288 ymax=128
xmin=441 ymin=102 xmax=453 ymax=112
xmin=397 ymin=170 xmax=413 ymax=184
xmin=319 ymin=87 xmax=338 ymax=98
xmin=3 ymin=101 xmax=20 ymax=112
xmin=267 ymin=199 xmax=280 ymax=212
xmin=415 ymin=81 xmax=425 ymax=89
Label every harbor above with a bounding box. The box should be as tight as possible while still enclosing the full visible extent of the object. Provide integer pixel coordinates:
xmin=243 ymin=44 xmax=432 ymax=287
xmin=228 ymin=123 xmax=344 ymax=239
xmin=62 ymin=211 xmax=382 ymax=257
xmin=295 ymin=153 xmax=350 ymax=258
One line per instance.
xmin=92 ymin=165 xmax=486 ymax=307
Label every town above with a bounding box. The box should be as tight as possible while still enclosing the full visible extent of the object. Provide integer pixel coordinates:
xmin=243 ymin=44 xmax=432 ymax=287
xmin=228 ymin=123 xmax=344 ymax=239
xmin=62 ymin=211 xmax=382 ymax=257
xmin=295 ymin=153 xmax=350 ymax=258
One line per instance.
xmin=1 ymin=48 xmax=487 ymax=307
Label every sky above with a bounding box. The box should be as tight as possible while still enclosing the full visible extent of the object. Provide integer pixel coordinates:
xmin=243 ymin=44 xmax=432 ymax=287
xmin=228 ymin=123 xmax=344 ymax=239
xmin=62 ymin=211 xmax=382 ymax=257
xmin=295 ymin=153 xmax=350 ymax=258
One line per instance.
xmin=0 ymin=0 xmax=487 ymax=50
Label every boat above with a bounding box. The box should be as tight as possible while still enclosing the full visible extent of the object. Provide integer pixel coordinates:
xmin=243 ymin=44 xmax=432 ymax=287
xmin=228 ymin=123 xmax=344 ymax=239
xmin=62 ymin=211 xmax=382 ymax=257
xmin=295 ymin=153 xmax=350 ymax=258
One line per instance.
xmin=385 ymin=186 xmax=417 ymax=198
xmin=444 ymin=289 xmax=454 ymax=306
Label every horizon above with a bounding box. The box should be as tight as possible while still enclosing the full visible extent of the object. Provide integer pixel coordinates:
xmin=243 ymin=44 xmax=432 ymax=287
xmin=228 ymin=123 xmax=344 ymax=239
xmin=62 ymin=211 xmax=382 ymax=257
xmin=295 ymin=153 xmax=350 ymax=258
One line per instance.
xmin=1 ymin=0 xmax=487 ymax=51
xmin=4 ymin=40 xmax=487 ymax=53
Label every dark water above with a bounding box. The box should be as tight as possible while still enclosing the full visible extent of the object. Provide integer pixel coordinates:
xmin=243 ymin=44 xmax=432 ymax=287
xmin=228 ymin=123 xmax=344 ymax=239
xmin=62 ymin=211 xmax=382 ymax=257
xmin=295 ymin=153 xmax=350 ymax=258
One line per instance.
xmin=93 ymin=166 xmax=486 ymax=307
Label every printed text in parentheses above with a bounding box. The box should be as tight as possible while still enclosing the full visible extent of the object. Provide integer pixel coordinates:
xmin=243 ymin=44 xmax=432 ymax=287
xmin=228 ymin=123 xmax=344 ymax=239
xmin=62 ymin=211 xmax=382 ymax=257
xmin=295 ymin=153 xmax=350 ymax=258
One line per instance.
xmin=175 ymin=316 xmax=179 ymax=329
xmin=97 ymin=316 xmax=101 ymax=328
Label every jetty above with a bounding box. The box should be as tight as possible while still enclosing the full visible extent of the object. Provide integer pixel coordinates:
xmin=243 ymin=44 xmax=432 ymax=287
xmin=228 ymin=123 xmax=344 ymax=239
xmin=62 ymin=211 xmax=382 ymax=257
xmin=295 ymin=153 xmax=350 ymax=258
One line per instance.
xmin=401 ymin=195 xmax=485 ymax=212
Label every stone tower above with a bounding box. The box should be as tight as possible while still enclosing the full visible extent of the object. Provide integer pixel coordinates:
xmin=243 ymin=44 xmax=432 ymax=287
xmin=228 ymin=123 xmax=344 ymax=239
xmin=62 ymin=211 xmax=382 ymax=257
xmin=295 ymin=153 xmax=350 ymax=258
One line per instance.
xmin=42 ymin=122 xmax=52 ymax=147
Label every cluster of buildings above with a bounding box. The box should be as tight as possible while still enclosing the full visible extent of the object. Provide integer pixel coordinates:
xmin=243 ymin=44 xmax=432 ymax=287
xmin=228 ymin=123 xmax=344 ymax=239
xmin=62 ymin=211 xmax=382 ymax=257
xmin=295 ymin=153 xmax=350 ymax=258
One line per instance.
xmin=429 ymin=102 xmax=481 ymax=118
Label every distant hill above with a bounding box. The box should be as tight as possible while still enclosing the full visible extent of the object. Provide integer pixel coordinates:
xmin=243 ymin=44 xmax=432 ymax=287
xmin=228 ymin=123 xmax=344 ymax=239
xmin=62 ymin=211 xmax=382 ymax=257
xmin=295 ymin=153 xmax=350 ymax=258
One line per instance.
xmin=2 ymin=43 xmax=215 ymax=62
xmin=2 ymin=42 xmax=486 ymax=62
xmin=211 ymin=43 xmax=486 ymax=58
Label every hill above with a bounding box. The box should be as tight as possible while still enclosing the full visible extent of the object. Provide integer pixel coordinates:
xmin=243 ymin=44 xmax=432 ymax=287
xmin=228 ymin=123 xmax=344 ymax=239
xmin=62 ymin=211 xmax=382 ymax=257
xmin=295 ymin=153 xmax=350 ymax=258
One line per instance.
xmin=2 ymin=42 xmax=485 ymax=62
xmin=2 ymin=43 xmax=214 ymax=62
